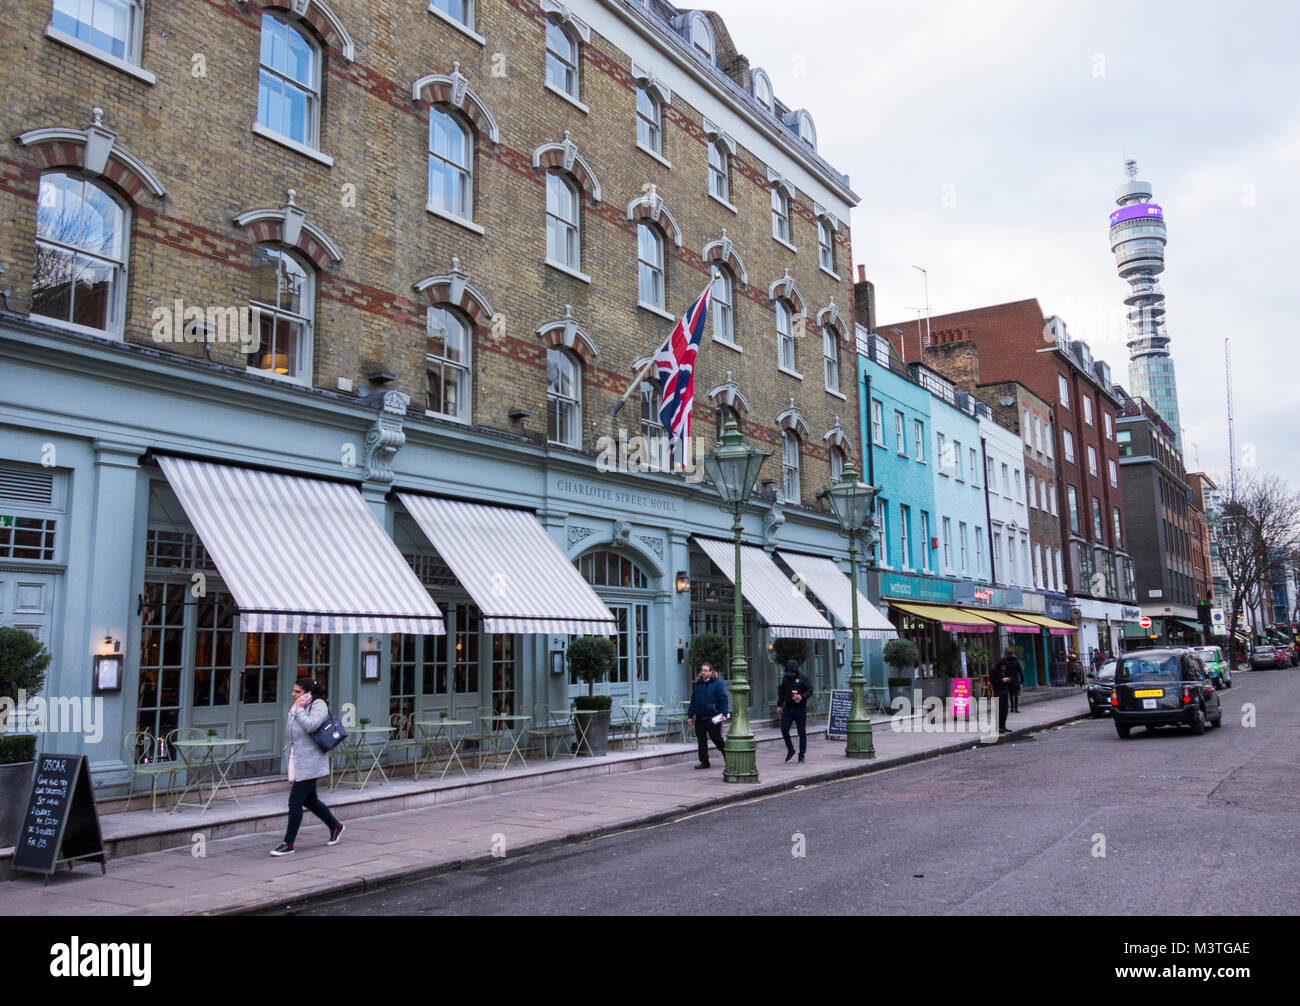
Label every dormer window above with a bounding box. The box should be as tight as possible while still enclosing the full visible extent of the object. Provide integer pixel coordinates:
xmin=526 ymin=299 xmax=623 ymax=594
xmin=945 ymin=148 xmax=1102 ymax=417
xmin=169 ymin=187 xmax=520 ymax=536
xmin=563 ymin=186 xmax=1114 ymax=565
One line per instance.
xmin=751 ymin=68 xmax=774 ymax=113
xmin=689 ymin=13 xmax=714 ymax=62
xmin=798 ymin=110 xmax=816 ymax=149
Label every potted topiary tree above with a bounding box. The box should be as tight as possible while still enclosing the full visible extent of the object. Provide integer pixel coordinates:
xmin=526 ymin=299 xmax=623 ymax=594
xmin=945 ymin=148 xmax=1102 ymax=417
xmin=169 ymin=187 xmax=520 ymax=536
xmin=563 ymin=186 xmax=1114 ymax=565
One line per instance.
xmin=883 ymin=638 xmax=920 ymax=705
xmin=568 ymin=635 xmax=617 ymax=756
xmin=1 ymin=626 xmax=50 ymax=847
xmin=688 ymin=633 xmax=729 ymax=681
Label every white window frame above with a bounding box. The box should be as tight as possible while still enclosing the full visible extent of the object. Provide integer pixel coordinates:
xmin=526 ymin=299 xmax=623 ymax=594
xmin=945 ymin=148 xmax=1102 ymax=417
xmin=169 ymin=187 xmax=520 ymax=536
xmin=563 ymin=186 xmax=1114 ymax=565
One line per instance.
xmin=817 ymin=218 xmax=834 ymax=273
xmin=895 ymin=411 xmax=906 ymax=454
xmin=635 ymin=86 xmax=662 ymax=157
xmin=942 ymin=517 xmax=953 ymax=572
xmin=425 ymin=304 xmax=472 ymax=422
xmin=48 ymin=0 xmax=152 ymax=81
xmin=975 ymin=527 xmax=984 ymax=577
xmin=970 ymin=447 xmax=979 ymax=486
xmin=771 ymin=185 xmax=790 ymax=243
xmin=1083 ymin=395 xmax=1094 ymax=426
xmin=1088 ymin=445 xmax=1098 ymax=477
xmin=1022 ymin=409 xmax=1032 ymax=444
xmin=31 ymin=171 xmax=129 ymax=338
xmin=1109 ymin=458 xmax=1118 ymax=488
xmin=954 ymin=440 xmax=964 ymax=481
xmin=776 ymin=300 xmax=797 ymax=373
xmin=823 ymin=326 xmax=840 ymax=393
xmin=1113 ymin=506 xmax=1123 ymax=547
xmin=1067 ymin=485 xmax=1079 ymax=533
xmin=708 ymin=140 xmax=729 ymax=203
xmin=547 ymin=348 xmax=582 ymax=447
xmin=689 ymin=12 xmax=715 ymax=62
xmin=427 ymin=105 xmax=473 ymax=222
xmin=914 ymin=419 xmax=924 ymax=462
xmin=1063 ymin=429 xmax=1075 ymax=464
xmin=247 ymin=244 xmax=315 ymax=387
xmin=1058 ymin=374 xmax=1070 ymax=408
xmin=1027 ymin=474 xmax=1036 ymax=509
xmin=1104 ymin=412 xmax=1114 ymax=440
xmin=256 ymin=11 xmax=322 ymax=152
xmin=900 ymin=504 xmax=912 ymax=569
xmin=830 ymin=447 xmax=844 ymax=484
xmin=636 ymin=221 xmax=665 ymax=311
xmin=876 ymin=499 xmax=890 ymax=568
xmin=920 ymin=511 xmax=932 ymax=572
xmin=1014 ymin=469 xmax=1022 ymax=501
xmin=545 ymin=20 xmax=580 ymax=100
xmin=871 ymin=399 xmax=884 ymax=446
xmin=546 ymin=171 xmax=581 ymax=271
xmin=959 ymin=521 xmax=968 ymax=573
xmin=782 ymin=430 xmax=801 ymax=502
xmin=711 ymin=267 xmax=734 ymax=345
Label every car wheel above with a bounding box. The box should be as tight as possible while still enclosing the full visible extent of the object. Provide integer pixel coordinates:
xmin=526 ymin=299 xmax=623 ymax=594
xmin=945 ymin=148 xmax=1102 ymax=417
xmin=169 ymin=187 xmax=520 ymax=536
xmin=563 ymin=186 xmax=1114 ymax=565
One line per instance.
xmin=1115 ymin=722 xmax=1130 ymax=739
xmin=1191 ymin=706 xmax=1206 ymax=735
xmin=1090 ymin=707 xmax=1104 ymax=718
xmin=1211 ymin=713 xmax=1222 ymax=728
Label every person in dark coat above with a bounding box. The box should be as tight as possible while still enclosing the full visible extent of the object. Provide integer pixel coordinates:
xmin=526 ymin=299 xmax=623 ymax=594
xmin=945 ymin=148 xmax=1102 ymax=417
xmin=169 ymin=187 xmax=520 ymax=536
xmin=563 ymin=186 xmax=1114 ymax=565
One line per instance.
xmin=1009 ymin=656 xmax=1024 ymax=713
xmin=990 ymin=650 xmax=1021 ymax=734
xmin=777 ymin=659 xmax=814 ymax=763
xmin=686 ymin=662 xmax=729 ymax=769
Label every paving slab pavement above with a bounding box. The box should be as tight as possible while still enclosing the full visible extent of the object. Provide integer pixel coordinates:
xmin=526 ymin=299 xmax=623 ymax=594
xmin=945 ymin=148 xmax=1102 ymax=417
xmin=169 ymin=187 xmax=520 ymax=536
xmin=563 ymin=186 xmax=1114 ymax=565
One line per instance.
xmin=0 ymin=691 xmax=1091 ymax=915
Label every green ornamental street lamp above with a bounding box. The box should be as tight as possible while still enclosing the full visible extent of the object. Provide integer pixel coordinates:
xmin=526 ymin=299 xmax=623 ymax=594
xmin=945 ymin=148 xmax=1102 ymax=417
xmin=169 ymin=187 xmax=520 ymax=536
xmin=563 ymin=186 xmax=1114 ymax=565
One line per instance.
xmin=702 ymin=418 xmax=771 ymax=784
xmin=826 ymin=461 xmax=881 ymax=759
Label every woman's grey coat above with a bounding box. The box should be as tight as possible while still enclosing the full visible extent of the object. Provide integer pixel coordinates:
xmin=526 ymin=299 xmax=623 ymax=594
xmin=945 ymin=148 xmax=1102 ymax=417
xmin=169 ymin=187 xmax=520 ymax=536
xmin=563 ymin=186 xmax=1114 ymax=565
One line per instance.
xmin=283 ymin=697 xmax=331 ymax=781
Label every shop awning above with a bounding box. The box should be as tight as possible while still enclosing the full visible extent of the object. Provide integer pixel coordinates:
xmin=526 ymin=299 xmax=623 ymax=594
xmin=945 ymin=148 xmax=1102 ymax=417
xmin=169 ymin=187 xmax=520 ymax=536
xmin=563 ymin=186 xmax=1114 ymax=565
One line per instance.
xmin=1174 ymin=618 xmax=1205 ymax=633
xmin=890 ymin=602 xmax=997 ymax=634
xmin=776 ymin=551 xmax=897 ymax=640
xmin=396 ymin=494 xmax=616 ymax=635
xmin=1014 ymin=613 xmax=1078 ymax=635
xmin=156 ymin=456 xmax=445 ymax=635
xmin=961 ymin=608 xmax=1040 ymax=634
xmin=694 ymin=537 xmax=835 ymax=640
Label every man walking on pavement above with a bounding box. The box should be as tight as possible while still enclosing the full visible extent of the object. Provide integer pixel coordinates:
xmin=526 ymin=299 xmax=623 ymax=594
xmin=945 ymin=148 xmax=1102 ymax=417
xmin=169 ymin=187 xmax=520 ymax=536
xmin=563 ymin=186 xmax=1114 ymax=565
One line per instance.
xmin=991 ymin=649 xmax=1020 ymax=734
xmin=776 ymin=658 xmax=814 ymax=763
xmin=686 ymin=662 xmax=729 ymax=769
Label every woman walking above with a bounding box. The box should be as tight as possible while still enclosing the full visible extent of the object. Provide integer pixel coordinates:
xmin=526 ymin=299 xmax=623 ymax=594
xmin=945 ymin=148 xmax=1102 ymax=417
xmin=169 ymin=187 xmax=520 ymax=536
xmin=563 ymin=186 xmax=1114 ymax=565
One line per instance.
xmin=272 ymin=676 xmax=344 ymax=856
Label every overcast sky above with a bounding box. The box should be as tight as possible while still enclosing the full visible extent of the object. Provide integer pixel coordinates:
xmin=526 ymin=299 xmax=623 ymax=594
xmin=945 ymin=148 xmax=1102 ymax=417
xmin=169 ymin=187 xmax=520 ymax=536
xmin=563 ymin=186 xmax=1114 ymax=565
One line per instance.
xmin=705 ymin=0 xmax=1300 ymax=487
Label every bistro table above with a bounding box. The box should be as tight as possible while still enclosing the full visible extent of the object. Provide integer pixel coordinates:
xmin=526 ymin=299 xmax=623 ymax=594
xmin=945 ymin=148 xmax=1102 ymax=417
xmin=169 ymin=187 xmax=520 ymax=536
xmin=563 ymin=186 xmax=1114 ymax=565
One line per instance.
xmin=171 ymin=737 xmax=248 ymax=815
xmin=661 ymin=701 xmax=690 ymax=744
xmin=330 ymin=725 xmax=394 ymax=791
xmin=477 ymin=714 xmax=532 ymax=770
xmin=412 ymin=718 xmax=472 ymax=780
xmin=619 ymin=703 xmax=663 ymax=750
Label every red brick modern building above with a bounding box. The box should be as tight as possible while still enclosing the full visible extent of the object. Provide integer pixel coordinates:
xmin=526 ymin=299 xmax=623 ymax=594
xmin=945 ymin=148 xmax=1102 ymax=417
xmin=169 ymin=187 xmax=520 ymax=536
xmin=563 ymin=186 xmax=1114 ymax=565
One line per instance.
xmin=876 ymin=299 xmax=1139 ymax=658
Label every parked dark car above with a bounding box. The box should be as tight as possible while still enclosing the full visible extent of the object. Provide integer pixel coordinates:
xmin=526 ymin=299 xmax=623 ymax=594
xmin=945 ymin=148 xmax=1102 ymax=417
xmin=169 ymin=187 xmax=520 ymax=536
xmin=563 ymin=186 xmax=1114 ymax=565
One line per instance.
xmin=1110 ymin=648 xmax=1222 ymax=738
xmin=1251 ymin=644 xmax=1287 ymax=670
xmin=1192 ymin=645 xmax=1232 ymax=688
xmin=1086 ymin=658 xmax=1116 ymax=717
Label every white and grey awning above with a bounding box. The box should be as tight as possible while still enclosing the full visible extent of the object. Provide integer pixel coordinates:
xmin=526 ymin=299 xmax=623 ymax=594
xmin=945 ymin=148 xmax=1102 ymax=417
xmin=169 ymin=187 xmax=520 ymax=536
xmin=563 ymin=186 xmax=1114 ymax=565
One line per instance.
xmin=156 ymin=456 xmax=445 ymax=635
xmin=397 ymin=494 xmax=617 ymax=635
xmin=777 ymin=551 xmax=897 ymax=640
xmin=693 ymin=536 xmax=835 ymax=640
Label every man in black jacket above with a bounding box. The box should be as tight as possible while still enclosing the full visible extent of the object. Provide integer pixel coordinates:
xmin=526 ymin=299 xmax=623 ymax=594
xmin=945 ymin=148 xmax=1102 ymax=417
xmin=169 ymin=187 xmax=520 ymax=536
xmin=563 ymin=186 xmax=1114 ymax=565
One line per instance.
xmin=777 ymin=659 xmax=814 ymax=763
xmin=990 ymin=649 xmax=1021 ymax=734
xmin=686 ymin=663 xmax=729 ymax=769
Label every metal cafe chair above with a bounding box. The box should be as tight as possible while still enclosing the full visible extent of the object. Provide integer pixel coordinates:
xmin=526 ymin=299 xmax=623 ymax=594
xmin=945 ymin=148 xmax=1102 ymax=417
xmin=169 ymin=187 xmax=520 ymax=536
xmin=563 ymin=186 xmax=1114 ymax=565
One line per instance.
xmin=529 ymin=703 xmax=568 ymax=762
xmin=386 ymin=711 xmax=423 ymax=772
xmin=124 ymin=730 xmax=180 ymax=813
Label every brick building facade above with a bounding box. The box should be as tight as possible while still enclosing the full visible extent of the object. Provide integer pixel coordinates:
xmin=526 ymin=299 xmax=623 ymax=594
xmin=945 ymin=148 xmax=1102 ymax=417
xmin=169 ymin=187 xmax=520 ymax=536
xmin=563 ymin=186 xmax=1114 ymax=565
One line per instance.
xmin=876 ymin=298 xmax=1137 ymax=657
xmin=0 ymin=0 xmax=864 ymax=788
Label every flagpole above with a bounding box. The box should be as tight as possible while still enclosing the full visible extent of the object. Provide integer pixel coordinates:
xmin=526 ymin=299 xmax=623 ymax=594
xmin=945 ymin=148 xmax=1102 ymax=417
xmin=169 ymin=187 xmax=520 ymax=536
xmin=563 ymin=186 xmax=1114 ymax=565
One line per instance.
xmin=611 ymin=270 xmax=719 ymax=418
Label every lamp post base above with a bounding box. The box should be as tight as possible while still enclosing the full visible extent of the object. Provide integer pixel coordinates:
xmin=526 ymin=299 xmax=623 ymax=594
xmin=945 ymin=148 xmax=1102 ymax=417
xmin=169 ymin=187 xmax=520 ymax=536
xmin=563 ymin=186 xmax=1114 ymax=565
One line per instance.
xmin=845 ymin=721 xmax=876 ymax=759
xmin=722 ymin=735 xmax=759 ymax=783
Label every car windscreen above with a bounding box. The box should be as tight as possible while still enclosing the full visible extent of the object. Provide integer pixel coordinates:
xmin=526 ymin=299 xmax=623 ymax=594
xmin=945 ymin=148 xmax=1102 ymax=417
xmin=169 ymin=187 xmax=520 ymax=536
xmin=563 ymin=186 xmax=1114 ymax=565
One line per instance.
xmin=1115 ymin=654 xmax=1182 ymax=682
xmin=1096 ymin=660 xmax=1116 ymax=681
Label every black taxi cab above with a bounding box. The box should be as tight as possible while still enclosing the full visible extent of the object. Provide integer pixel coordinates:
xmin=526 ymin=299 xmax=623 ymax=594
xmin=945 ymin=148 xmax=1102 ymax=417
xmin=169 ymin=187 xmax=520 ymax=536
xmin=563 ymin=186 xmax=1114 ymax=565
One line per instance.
xmin=1110 ymin=648 xmax=1223 ymax=739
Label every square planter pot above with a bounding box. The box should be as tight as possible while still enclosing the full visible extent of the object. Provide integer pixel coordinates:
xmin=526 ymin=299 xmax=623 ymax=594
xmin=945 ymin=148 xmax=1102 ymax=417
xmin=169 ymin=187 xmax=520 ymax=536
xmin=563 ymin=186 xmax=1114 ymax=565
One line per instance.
xmin=0 ymin=761 xmax=36 ymax=848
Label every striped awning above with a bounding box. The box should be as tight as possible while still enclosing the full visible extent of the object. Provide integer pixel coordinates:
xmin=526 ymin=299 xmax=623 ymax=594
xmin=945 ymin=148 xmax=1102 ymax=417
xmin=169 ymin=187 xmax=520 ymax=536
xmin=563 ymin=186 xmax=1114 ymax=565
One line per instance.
xmin=891 ymin=602 xmax=997 ymax=634
xmin=776 ymin=551 xmax=896 ymax=640
xmin=693 ymin=537 xmax=834 ymax=640
xmin=960 ymin=608 xmax=1041 ymax=634
xmin=156 ymin=456 xmax=444 ymax=635
xmin=1014 ymin=613 xmax=1078 ymax=635
xmin=397 ymin=494 xmax=616 ymax=635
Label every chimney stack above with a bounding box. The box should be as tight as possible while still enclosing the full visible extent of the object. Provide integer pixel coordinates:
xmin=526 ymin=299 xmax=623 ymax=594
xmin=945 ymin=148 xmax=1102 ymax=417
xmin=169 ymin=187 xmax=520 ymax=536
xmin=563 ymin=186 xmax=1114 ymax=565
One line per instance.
xmin=853 ymin=270 xmax=876 ymax=332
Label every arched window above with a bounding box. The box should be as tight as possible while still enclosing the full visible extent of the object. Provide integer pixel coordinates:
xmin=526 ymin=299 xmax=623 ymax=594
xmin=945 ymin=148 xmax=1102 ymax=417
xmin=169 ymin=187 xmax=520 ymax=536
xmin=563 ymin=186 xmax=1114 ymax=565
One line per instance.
xmin=708 ymin=140 xmax=729 ymax=202
xmin=636 ymin=221 xmax=664 ymax=310
xmin=639 ymin=383 xmax=669 ymax=467
xmin=776 ymin=299 xmax=796 ymax=372
xmin=636 ymin=87 xmax=661 ymax=156
xmin=33 ymin=171 xmax=128 ymax=334
xmin=798 ymin=110 xmax=817 ymax=149
xmin=830 ymin=446 xmax=845 ymax=483
xmin=545 ymin=20 xmax=579 ymax=99
xmin=771 ymin=185 xmax=790 ymax=242
xmin=689 ymin=14 xmax=714 ymax=62
xmin=752 ymin=68 xmax=774 ymax=113
xmin=818 ymin=218 xmax=835 ymax=273
xmin=426 ymin=305 xmax=471 ymax=422
xmin=547 ymin=348 xmax=582 ymax=447
xmin=715 ymin=404 xmax=738 ymax=442
xmin=248 ymin=245 xmax=313 ymax=383
xmin=823 ymin=325 xmax=840 ymax=393
xmin=576 ymin=550 xmax=649 ymax=589
xmin=711 ymin=266 xmax=734 ymax=345
xmin=428 ymin=106 xmax=472 ymax=221
xmin=257 ymin=12 xmax=321 ymax=149
xmin=546 ymin=171 xmax=580 ymax=270
xmin=782 ymin=430 xmax=801 ymax=502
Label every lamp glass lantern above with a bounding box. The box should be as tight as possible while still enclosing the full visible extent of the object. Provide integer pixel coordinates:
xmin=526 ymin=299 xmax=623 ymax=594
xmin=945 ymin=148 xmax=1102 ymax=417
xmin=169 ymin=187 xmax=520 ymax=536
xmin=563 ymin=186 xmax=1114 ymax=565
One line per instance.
xmin=702 ymin=418 xmax=769 ymax=507
xmin=826 ymin=462 xmax=878 ymax=535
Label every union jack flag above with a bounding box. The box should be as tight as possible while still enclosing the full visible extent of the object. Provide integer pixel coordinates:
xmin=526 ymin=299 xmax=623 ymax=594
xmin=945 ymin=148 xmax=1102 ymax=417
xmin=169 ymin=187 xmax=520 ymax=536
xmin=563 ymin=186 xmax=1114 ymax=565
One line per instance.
xmin=653 ymin=279 xmax=715 ymax=467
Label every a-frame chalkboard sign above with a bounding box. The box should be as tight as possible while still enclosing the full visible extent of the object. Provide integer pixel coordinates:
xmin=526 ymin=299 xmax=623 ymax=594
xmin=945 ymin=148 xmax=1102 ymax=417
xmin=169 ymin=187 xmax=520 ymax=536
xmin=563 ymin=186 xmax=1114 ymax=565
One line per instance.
xmin=11 ymin=754 xmax=106 ymax=884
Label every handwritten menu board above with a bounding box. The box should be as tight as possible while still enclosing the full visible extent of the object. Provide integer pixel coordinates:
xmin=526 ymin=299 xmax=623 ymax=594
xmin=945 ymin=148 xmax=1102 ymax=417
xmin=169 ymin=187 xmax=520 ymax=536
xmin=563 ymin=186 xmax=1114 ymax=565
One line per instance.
xmin=12 ymin=754 xmax=105 ymax=880
xmin=826 ymin=689 xmax=853 ymax=739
